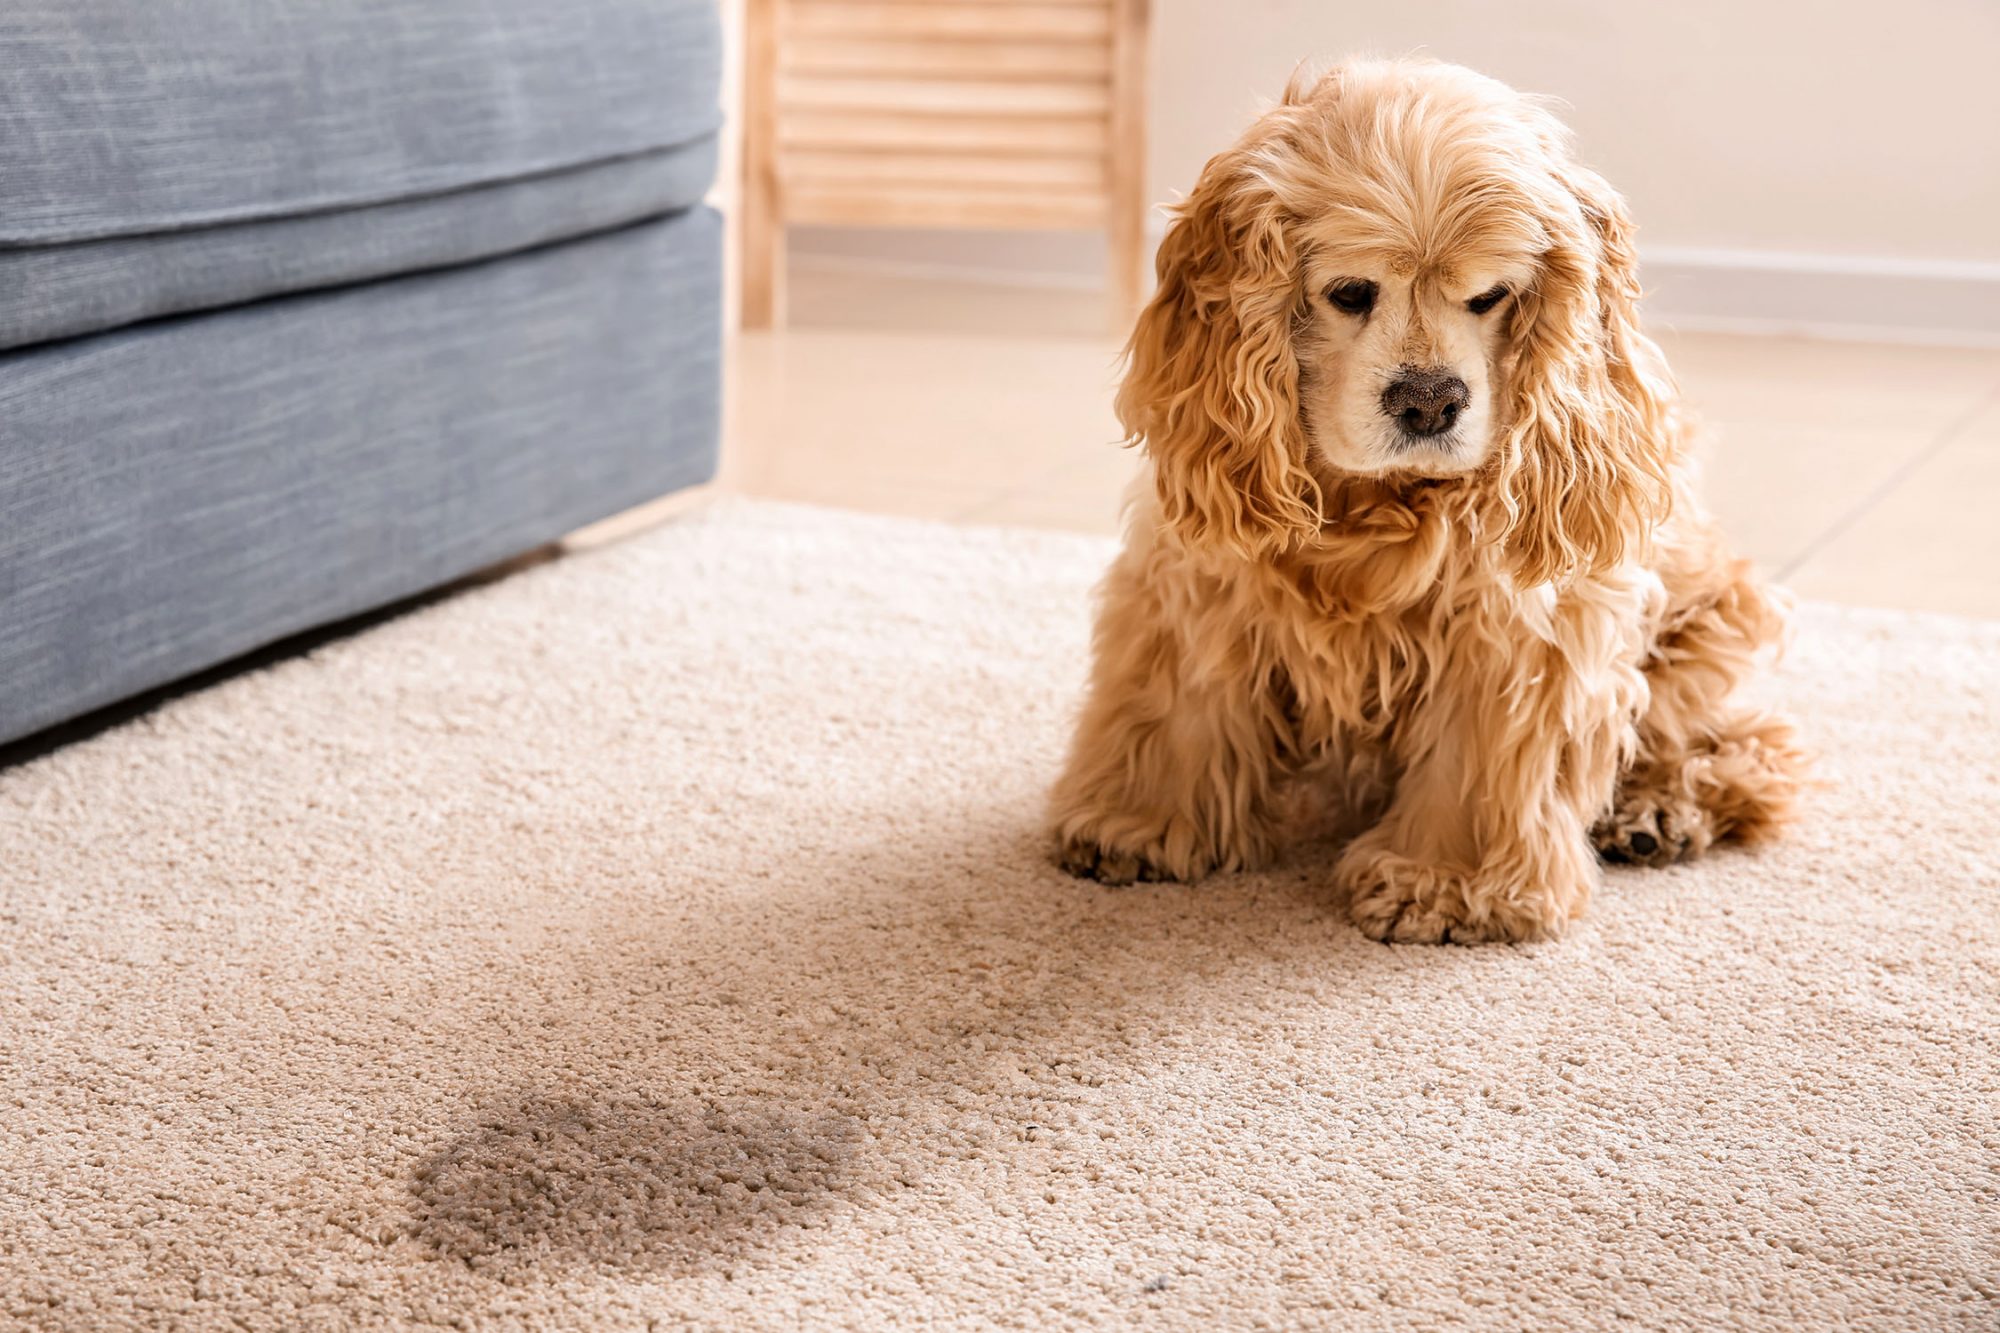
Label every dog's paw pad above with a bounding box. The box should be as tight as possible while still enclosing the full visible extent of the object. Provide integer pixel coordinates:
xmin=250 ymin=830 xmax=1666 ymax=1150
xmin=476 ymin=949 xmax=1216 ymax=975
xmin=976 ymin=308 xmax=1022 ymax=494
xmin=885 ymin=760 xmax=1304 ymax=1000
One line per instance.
xmin=1594 ymin=807 xmax=1692 ymax=867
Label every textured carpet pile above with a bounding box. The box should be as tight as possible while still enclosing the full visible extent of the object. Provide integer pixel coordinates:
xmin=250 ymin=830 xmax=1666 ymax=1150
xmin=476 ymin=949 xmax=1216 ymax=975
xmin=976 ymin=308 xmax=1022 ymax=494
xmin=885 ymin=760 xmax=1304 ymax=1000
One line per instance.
xmin=2 ymin=500 xmax=1994 ymax=1330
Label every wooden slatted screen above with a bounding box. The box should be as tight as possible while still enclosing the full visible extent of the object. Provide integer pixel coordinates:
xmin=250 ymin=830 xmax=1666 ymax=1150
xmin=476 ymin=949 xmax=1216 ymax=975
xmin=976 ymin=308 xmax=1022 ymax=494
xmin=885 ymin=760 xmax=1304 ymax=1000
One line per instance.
xmin=740 ymin=0 xmax=1151 ymax=327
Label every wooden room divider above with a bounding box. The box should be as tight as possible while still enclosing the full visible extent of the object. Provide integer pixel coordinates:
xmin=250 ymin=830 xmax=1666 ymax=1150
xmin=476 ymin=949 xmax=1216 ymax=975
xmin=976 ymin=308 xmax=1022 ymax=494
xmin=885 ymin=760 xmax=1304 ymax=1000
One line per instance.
xmin=739 ymin=0 xmax=1152 ymax=328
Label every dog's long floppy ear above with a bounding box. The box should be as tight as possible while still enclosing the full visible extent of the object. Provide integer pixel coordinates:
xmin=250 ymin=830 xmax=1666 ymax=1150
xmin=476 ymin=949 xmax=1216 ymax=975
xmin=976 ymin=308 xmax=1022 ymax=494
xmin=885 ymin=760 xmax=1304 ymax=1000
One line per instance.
xmin=1497 ymin=161 xmax=1676 ymax=586
xmin=1117 ymin=142 xmax=1321 ymax=561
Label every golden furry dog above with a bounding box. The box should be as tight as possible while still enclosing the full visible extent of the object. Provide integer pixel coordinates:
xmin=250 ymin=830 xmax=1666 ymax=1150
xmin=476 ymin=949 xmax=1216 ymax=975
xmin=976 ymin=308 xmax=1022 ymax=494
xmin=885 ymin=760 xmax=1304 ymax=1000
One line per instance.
xmin=1050 ymin=59 xmax=1808 ymax=943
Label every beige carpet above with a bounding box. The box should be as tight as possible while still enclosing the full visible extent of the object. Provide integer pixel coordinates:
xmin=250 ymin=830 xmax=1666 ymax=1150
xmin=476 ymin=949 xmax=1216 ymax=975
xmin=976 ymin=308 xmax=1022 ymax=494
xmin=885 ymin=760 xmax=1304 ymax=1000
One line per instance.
xmin=2 ymin=500 xmax=1995 ymax=1331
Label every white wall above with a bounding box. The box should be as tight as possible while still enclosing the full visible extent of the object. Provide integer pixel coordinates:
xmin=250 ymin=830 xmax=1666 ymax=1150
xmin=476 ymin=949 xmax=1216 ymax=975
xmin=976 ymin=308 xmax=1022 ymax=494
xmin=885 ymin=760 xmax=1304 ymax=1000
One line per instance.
xmin=768 ymin=0 xmax=2000 ymax=341
xmin=1153 ymin=0 xmax=2000 ymax=265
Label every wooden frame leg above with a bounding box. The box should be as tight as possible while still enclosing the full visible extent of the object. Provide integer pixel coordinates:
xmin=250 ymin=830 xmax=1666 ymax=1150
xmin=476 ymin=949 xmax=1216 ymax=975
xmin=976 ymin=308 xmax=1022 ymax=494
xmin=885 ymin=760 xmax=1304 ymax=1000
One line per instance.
xmin=739 ymin=182 xmax=784 ymax=330
xmin=739 ymin=0 xmax=784 ymax=329
xmin=1107 ymin=0 xmax=1152 ymax=330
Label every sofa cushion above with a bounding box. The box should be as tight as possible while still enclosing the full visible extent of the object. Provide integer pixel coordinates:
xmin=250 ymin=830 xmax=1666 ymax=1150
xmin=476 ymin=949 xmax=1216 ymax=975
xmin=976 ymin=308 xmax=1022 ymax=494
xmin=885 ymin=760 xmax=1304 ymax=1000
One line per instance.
xmin=0 ymin=211 xmax=722 ymax=746
xmin=0 ymin=0 xmax=721 ymax=246
xmin=0 ymin=141 xmax=715 ymax=350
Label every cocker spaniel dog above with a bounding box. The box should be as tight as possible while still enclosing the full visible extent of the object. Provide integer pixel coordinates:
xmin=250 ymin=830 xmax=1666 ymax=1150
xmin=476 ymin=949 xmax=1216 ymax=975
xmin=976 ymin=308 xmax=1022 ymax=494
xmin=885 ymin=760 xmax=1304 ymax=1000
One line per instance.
xmin=1051 ymin=59 xmax=1807 ymax=943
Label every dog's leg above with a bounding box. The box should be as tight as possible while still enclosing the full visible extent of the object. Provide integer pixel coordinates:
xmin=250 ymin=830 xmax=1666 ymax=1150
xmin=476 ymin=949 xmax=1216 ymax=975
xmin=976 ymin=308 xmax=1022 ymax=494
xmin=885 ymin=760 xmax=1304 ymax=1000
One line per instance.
xmin=1595 ymin=554 xmax=1807 ymax=866
xmin=1596 ymin=709 xmax=1804 ymax=866
xmin=1050 ymin=561 xmax=1294 ymax=886
xmin=1336 ymin=589 xmax=1648 ymax=944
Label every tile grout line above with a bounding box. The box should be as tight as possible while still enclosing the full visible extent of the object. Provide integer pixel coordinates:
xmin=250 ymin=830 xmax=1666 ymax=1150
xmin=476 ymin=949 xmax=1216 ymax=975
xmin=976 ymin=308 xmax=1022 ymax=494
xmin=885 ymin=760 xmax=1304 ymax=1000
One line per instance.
xmin=1776 ymin=379 xmax=2000 ymax=580
xmin=951 ymin=467 xmax=1047 ymax=522
xmin=952 ymin=446 xmax=1133 ymax=525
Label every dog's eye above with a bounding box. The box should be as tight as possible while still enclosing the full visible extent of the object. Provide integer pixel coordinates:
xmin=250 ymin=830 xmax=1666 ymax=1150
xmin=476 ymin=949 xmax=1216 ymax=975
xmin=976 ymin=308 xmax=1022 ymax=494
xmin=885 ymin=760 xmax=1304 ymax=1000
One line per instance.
xmin=1326 ymin=280 xmax=1378 ymax=316
xmin=1467 ymin=284 xmax=1510 ymax=315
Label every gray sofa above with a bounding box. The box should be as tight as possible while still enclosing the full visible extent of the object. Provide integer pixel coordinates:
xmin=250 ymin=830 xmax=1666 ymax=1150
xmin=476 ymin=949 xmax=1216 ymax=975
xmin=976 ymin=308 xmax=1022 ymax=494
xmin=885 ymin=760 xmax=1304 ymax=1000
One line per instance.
xmin=0 ymin=0 xmax=724 ymax=746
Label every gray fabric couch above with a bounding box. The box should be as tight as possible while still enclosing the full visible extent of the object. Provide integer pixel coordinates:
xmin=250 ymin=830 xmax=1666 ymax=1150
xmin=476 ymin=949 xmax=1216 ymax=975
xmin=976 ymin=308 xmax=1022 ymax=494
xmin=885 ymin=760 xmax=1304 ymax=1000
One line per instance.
xmin=1 ymin=0 xmax=724 ymax=746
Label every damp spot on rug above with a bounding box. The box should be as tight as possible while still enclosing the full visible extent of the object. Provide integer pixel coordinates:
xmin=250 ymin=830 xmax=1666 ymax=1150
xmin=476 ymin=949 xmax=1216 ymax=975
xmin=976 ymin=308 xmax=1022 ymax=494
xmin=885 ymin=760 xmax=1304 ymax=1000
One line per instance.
xmin=406 ymin=1093 xmax=864 ymax=1274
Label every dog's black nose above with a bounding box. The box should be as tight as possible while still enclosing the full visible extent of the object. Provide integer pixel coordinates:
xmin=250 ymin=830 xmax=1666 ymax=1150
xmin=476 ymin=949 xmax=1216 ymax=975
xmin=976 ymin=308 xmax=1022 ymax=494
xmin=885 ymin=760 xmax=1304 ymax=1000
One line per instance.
xmin=1380 ymin=367 xmax=1471 ymax=438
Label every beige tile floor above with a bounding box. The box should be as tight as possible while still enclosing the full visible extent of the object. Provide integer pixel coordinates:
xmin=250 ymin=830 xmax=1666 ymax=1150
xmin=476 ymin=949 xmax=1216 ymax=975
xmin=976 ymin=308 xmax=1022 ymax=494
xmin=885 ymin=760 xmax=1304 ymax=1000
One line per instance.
xmin=602 ymin=266 xmax=2000 ymax=619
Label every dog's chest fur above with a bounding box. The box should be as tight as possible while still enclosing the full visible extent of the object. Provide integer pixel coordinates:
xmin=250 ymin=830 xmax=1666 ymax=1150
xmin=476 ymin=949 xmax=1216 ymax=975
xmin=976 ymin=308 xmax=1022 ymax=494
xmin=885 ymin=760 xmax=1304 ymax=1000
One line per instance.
xmin=1157 ymin=485 xmax=1659 ymax=777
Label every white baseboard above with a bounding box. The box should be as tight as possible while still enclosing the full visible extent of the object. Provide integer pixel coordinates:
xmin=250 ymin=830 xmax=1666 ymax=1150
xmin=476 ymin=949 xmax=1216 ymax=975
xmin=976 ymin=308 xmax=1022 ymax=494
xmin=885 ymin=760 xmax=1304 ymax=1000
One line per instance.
xmin=790 ymin=227 xmax=2000 ymax=348
xmin=1639 ymin=247 xmax=2000 ymax=347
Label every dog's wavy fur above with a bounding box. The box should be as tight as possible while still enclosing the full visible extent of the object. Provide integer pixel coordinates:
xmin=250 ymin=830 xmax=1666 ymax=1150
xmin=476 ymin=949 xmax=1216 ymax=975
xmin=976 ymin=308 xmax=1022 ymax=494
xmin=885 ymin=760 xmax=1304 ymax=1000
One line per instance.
xmin=1050 ymin=59 xmax=1808 ymax=942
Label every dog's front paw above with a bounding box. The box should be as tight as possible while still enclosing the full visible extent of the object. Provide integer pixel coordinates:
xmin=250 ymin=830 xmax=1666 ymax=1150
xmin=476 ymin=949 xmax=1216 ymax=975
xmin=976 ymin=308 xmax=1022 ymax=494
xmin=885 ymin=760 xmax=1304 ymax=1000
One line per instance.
xmin=1057 ymin=836 xmax=1173 ymax=887
xmin=1593 ymin=800 xmax=1698 ymax=868
xmin=1335 ymin=843 xmax=1566 ymax=945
